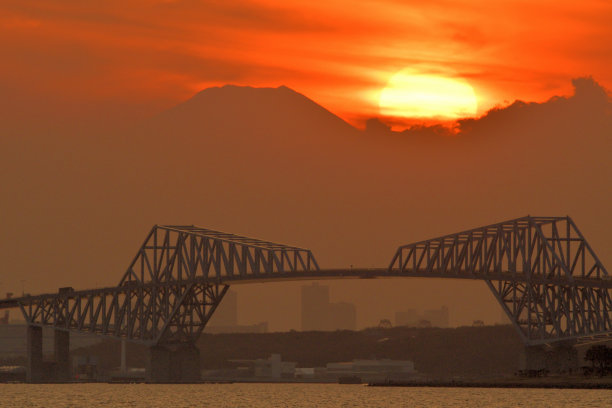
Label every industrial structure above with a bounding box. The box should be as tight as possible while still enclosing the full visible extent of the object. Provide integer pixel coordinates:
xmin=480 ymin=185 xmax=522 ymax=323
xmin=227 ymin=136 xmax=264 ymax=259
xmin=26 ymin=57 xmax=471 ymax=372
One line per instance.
xmin=0 ymin=216 xmax=610 ymax=382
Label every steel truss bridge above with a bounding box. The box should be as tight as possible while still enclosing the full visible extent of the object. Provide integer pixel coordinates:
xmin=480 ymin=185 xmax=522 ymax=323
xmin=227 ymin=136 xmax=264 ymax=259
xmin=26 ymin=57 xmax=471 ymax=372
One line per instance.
xmin=1 ymin=216 xmax=610 ymax=379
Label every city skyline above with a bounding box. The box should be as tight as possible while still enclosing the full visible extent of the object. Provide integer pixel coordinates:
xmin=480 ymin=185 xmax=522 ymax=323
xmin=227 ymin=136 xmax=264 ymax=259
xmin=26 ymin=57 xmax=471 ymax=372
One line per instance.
xmin=0 ymin=0 xmax=610 ymax=389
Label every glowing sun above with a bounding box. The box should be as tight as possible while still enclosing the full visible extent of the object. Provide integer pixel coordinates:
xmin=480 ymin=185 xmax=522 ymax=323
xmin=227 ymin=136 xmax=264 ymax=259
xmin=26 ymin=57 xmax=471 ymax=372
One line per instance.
xmin=379 ymin=71 xmax=478 ymax=119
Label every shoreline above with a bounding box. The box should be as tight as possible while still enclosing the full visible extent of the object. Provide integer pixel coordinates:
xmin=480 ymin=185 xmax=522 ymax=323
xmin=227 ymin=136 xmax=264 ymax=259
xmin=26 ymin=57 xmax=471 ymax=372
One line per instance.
xmin=3 ymin=377 xmax=612 ymax=389
xmin=368 ymin=380 xmax=612 ymax=390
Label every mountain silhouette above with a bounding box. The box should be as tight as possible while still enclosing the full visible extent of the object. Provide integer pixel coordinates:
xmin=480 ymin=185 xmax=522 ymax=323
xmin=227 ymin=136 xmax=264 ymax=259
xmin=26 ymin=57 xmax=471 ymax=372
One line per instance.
xmin=0 ymin=80 xmax=611 ymax=330
xmin=133 ymin=80 xmax=611 ymax=216
xmin=157 ymin=85 xmax=357 ymax=136
xmin=133 ymin=84 xmax=375 ymax=206
xmin=145 ymin=85 xmax=363 ymax=162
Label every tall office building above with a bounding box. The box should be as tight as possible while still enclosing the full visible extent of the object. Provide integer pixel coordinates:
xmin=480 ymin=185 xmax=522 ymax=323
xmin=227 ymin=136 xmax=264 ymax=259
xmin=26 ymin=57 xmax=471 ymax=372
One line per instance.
xmin=301 ymin=283 xmax=357 ymax=331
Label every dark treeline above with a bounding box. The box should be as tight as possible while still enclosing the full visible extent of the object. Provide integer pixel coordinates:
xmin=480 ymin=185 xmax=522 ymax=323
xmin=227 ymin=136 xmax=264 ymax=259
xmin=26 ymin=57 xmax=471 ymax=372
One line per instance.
xmin=72 ymin=325 xmax=523 ymax=378
xmin=584 ymin=345 xmax=612 ymax=376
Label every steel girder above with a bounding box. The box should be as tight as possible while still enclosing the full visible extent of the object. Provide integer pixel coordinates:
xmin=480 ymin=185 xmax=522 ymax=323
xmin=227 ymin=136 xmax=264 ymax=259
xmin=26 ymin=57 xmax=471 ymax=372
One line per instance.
xmin=5 ymin=225 xmax=319 ymax=346
xmin=120 ymin=225 xmax=319 ymax=285
xmin=389 ymin=216 xmax=611 ymax=345
xmin=389 ymin=216 xmax=607 ymax=281
xmin=487 ymin=280 xmax=612 ymax=345
xmin=1 ymin=218 xmax=609 ymax=347
xmin=17 ymin=281 xmax=228 ymax=346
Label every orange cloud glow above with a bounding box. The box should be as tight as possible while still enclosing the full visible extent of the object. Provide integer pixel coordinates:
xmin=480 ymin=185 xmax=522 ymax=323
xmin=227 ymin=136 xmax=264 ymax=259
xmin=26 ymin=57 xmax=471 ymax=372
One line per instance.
xmin=1 ymin=0 xmax=611 ymax=127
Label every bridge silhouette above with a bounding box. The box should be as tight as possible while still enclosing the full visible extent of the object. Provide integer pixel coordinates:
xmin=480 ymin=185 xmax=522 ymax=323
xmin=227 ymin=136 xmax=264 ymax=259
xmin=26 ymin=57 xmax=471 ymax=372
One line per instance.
xmin=1 ymin=216 xmax=610 ymax=381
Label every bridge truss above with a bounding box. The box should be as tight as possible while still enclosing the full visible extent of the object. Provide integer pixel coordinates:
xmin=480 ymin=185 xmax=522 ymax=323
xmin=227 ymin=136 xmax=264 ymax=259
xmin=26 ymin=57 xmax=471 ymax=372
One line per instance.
xmin=3 ymin=226 xmax=319 ymax=346
xmin=0 ymin=216 xmax=609 ymax=348
xmin=389 ymin=216 xmax=611 ymax=345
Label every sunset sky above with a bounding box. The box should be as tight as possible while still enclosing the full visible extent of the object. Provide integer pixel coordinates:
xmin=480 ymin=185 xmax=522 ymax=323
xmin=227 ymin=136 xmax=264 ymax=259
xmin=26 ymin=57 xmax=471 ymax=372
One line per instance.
xmin=1 ymin=0 xmax=611 ymax=127
xmin=1 ymin=1 xmax=611 ymax=331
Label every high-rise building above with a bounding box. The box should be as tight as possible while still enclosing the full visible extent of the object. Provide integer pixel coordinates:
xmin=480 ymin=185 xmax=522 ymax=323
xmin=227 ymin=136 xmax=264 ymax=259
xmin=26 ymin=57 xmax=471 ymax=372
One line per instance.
xmin=301 ymin=283 xmax=357 ymax=331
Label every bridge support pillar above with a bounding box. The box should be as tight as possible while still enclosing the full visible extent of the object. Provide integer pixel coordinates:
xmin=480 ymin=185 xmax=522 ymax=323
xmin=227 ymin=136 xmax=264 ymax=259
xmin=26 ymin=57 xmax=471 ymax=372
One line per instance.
xmin=26 ymin=325 xmax=43 ymax=383
xmin=147 ymin=343 xmax=201 ymax=383
xmin=548 ymin=343 xmax=578 ymax=374
xmin=520 ymin=343 xmax=578 ymax=374
xmin=54 ymin=329 xmax=71 ymax=381
xmin=520 ymin=346 xmax=547 ymax=371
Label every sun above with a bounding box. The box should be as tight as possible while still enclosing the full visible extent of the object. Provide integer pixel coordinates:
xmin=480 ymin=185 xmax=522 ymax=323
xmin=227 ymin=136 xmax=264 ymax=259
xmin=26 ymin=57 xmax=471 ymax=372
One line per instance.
xmin=379 ymin=70 xmax=478 ymax=119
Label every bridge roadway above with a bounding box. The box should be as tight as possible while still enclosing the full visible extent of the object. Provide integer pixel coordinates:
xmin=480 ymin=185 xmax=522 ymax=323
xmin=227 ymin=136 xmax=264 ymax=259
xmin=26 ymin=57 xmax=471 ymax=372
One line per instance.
xmin=0 ymin=216 xmax=610 ymax=382
xmin=1 ymin=267 xmax=611 ymax=311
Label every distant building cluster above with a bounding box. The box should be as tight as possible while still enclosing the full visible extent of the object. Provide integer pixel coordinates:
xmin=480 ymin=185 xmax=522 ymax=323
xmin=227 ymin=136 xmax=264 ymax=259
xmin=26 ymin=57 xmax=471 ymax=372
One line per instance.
xmin=326 ymin=359 xmax=415 ymax=381
xmin=228 ymin=354 xmax=296 ymax=379
xmin=204 ymin=353 xmax=417 ymax=382
xmin=395 ymin=306 xmax=449 ymax=328
xmin=301 ymin=283 xmax=356 ymax=331
xmin=205 ymin=290 xmax=268 ymax=334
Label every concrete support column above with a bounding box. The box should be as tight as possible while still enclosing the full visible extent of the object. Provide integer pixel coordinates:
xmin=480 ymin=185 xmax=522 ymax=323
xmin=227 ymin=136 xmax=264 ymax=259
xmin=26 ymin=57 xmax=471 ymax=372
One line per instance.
xmin=27 ymin=326 xmax=43 ymax=383
xmin=54 ymin=329 xmax=70 ymax=381
xmin=147 ymin=345 xmax=171 ymax=383
xmin=520 ymin=345 xmax=547 ymax=371
xmin=147 ymin=344 xmax=201 ymax=383
xmin=520 ymin=343 xmax=578 ymax=374
xmin=171 ymin=344 xmax=201 ymax=382
xmin=550 ymin=344 xmax=578 ymax=374
xmin=120 ymin=339 xmax=127 ymax=376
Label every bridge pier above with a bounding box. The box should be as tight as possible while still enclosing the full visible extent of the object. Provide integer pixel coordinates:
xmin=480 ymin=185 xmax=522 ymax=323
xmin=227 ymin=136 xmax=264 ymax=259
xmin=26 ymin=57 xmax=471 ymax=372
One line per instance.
xmin=54 ymin=329 xmax=71 ymax=381
xmin=147 ymin=343 xmax=201 ymax=382
xmin=520 ymin=343 xmax=578 ymax=374
xmin=27 ymin=326 xmax=72 ymax=382
xmin=26 ymin=326 xmax=43 ymax=383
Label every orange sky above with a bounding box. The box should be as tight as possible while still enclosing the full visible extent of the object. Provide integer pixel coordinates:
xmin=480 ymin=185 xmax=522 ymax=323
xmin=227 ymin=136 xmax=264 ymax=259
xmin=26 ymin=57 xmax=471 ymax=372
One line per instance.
xmin=1 ymin=0 xmax=611 ymax=126
xmin=1 ymin=1 xmax=611 ymax=330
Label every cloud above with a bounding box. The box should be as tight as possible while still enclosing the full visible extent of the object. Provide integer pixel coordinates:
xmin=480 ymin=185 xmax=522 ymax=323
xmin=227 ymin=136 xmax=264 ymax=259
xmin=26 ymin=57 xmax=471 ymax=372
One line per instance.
xmin=366 ymin=77 xmax=611 ymax=208
xmin=457 ymin=76 xmax=611 ymax=134
xmin=1 ymin=77 xmax=611 ymax=330
xmin=370 ymin=77 xmax=611 ymax=141
xmin=1 ymin=0 xmax=611 ymax=126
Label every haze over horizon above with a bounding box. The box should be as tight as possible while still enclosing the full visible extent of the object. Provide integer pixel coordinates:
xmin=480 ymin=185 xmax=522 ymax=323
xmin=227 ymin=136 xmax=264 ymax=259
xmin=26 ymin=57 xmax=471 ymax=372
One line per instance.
xmin=1 ymin=0 xmax=611 ymax=332
xmin=1 ymin=77 xmax=610 ymax=331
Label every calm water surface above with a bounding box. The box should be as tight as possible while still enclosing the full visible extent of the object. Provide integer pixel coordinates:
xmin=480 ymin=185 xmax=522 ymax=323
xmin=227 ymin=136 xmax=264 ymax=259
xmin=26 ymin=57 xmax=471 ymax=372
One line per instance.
xmin=1 ymin=383 xmax=610 ymax=408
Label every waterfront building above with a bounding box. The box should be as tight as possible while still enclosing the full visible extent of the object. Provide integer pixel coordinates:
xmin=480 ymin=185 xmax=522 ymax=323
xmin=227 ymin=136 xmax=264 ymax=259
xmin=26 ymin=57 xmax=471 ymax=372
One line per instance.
xmin=229 ymin=354 xmax=296 ymax=379
xmin=326 ymin=358 xmax=416 ymax=381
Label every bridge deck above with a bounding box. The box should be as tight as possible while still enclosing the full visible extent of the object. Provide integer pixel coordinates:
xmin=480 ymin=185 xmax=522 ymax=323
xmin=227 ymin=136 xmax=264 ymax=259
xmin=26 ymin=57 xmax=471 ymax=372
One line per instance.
xmin=1 ymin=267 xmax=610 ymax=309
